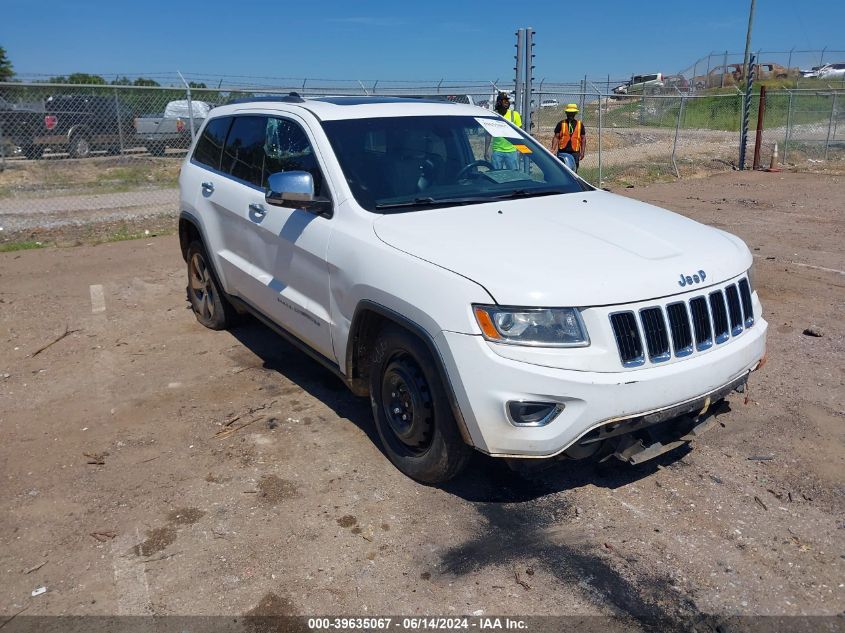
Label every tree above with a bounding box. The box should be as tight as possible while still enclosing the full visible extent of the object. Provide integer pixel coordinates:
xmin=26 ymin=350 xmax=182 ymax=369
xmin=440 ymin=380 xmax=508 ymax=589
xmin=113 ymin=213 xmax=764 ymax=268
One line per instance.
xmin=111 ymin=76 xmax=132 ymax=86
xmin=0 ymin=46 xmax=14 ymax=81
xmin=188 ymin=81 xmax=207 ymax=89
xmin=67 ymin=73 xmax=106 ymax=85
xmin=133 ymin=77 xmax=160 ymax=87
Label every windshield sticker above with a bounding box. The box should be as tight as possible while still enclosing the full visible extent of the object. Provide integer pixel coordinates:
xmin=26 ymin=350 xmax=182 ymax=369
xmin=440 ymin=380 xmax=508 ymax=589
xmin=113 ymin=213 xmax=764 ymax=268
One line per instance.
xmin=475 ymin=117 xmax=522 ymax=139
xmin=513 ymin=144 xmax=532 ymax=154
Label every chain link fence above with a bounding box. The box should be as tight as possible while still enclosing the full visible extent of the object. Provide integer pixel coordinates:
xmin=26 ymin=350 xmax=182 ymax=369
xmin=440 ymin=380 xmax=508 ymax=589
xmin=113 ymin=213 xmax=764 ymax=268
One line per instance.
xmin=1 ymin=80 xmax=843 ymax=243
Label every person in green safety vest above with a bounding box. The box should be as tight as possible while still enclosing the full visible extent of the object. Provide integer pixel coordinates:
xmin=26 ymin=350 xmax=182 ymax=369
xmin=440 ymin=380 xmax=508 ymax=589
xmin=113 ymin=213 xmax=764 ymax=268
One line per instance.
xmin=485 ymin=92 xmax=522 ymax=170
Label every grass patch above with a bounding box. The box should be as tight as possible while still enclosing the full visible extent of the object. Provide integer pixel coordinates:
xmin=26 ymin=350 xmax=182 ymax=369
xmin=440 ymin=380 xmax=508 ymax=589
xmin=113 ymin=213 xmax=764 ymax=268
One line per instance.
xmin=0 ymin=240 xmax=47 ymax=253
xmin=601 ymin=90 xmax=835 ymax=132
xmin=92 ymin=224 xmax=176 ymax=245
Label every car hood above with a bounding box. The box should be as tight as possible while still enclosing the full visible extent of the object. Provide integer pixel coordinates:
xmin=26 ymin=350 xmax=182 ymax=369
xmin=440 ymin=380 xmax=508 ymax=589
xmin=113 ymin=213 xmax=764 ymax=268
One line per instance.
xmin=372 ymin=190 xmax=752 ymax=306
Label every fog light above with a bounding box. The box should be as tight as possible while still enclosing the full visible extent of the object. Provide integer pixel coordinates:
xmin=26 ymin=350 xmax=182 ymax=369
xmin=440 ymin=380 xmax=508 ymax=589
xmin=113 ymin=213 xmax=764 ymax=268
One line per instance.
xmin=507 ymin=401 xmax=564 ymax=427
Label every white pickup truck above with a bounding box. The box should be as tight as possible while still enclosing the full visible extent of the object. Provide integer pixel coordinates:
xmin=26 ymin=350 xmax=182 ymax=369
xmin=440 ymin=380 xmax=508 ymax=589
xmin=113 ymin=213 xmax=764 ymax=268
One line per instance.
xmin=178 ymin=94 xmax=767 ymax=483
xmin=134 ymin=100 xmax=211 ymax=156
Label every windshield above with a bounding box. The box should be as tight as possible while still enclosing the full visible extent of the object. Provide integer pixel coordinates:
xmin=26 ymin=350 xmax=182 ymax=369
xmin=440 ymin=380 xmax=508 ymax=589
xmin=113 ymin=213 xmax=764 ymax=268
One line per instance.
xmin=321 ymin=115 xmax=589 ymax=212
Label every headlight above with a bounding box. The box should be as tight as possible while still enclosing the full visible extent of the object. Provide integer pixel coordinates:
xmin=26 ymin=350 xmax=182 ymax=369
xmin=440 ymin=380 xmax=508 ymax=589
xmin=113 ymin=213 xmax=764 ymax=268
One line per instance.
xmin=747 ymin=262 xmax=756 ymax=291
xmin=472 ymin=305 xmax=589 ymax=347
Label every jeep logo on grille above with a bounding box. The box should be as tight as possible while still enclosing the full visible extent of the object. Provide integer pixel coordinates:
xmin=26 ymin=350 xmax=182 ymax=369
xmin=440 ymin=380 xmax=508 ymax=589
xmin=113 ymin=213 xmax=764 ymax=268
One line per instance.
xmin=678 ymin=270 xmax=707 ymax=287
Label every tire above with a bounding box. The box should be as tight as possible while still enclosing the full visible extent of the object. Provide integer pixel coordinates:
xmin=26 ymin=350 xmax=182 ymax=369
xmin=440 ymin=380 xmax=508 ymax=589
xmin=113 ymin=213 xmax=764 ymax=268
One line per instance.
xmin=21 ymin=145 xmax=43 ymax=160
xmin=368 ymin=325 xmax=472 ymax=483
xmin=186 ymin=240 xmax=235 ymax=330
xmin=68 ymin=133 xmax=91 ymax=158
xmin=147 ymin=143 xmax=166 ymax=157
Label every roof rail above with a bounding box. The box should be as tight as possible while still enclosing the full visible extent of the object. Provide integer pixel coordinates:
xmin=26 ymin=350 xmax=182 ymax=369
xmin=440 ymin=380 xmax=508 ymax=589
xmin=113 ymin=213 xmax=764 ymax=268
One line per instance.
xmin=227 ymin=92 xmax=306 ymax=105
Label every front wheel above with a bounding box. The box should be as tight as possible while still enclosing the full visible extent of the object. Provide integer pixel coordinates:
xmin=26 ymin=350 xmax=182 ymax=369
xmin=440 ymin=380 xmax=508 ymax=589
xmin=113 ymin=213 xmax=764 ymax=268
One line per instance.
xmin=21 ymin=145 xmax=43 ymax=160
xmin=369 ymin=326 xmax=472 ymax=483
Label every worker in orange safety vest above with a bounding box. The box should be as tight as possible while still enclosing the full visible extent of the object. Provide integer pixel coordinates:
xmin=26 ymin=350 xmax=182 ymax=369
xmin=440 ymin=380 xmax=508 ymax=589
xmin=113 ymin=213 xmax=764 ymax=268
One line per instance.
xmin=551 ymin=103 xmax=586 ymax=171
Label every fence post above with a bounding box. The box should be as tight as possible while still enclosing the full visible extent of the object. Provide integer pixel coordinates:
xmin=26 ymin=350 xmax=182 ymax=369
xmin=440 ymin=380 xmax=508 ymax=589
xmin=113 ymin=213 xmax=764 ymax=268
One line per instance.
xmin=671 ymin=94 xmax=686 ymax=178
xmin=639 ymin=89 xmax=645 ymax=125
xmin=177 ymin=71 xmax=196 ymax=147
xmin=721 ymin=50 xmax=728 ymax=88
xmin=783 ymin=89 xmax=793 ymax=164
xmin=752 ymin=85 xmax=767 ymax=169
xmin=113 ymin=89 xmax=125 ymax=155
xmin=819 ymin=46 xmax=827 ymax=67
xmin=787 ymin=47 xmax=794 ymax=71
xmin=738 ymin=54 xmax=756 ymax=170
xmin=592 ymin=84 xmax=603 ymax=186
xmin=824 ymin=91 xmax=837 ymax=160
xmin=579 ymin=74 xmax=586 ymax=114
xmin=0 ymin=122 xmax=6 ymax=172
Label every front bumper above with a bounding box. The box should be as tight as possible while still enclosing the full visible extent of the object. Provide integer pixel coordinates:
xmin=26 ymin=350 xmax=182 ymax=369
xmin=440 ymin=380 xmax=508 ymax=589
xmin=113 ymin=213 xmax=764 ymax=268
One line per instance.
xmin=438 ymin=315 xmax=767 ymax=457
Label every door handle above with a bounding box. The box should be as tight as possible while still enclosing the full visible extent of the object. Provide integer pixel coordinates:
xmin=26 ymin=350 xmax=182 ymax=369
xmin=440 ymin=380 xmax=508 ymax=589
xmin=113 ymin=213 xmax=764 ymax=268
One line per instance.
xmin=201 ymin=181 xmax=214 ymax=193
xmin=248 ymin=203 xmax=266 ymax=217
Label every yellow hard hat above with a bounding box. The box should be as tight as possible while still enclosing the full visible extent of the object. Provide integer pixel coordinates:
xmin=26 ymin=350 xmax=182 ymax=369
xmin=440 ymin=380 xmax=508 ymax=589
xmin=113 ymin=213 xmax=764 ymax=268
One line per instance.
xmin=564 ymin=103 xmax=579 ymax=113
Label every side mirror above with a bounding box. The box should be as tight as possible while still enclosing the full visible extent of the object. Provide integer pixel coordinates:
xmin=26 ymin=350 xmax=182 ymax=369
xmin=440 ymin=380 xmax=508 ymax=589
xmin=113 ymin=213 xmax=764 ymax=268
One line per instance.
xmin=266 ymin=171 xmax=315 ymax=207
xmin=265 ymin=171 xmax=332 ymax=217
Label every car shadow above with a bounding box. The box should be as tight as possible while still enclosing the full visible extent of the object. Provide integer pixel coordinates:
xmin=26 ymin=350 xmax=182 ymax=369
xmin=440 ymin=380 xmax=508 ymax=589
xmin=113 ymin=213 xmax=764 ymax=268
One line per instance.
xmin=226 ymin=316 xmax=381 ymax=450
xmin=227 ymin=314 xmax=708 ymax=502
xmin=443 ymin=444 xmax=693 ymax=503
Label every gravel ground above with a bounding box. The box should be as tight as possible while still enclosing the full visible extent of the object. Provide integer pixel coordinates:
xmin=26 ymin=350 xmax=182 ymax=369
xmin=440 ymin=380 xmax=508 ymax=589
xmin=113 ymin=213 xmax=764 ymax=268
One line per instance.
xmin=0 ymin=171 xmax=843 ymax=631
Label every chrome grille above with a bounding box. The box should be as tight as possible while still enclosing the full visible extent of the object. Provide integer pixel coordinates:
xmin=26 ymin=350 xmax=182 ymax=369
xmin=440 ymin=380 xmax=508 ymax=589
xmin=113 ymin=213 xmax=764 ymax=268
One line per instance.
xmin=609 ymin=278 xmax=754 ymax=368
xmin=738 ymin=278 xmax=754 ymax=327
xmin=639 ymin=307 xmax=670 ymax=362
xmin=725 ymin=284 xmax=743 ymax=335
xmin=666 ymin=302 xmax=693 ymax=356
xmin=689 ymin=296 xmax=713 ymax=350
xmin=709 ymin=290 xmax=730 ymax=343
xmin=609 ymin=312 xmax=644 ymax=367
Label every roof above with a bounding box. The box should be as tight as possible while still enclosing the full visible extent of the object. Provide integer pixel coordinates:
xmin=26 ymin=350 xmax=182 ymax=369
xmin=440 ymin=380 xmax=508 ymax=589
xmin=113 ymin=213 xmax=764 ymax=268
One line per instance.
xmin=218 ymin=94 xmax=488 ymax=121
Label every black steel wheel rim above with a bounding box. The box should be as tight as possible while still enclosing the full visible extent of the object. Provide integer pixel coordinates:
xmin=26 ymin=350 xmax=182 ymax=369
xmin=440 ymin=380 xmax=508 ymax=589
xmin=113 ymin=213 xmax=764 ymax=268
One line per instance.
xmin=380 ymin=355 xmax=434 ymax=454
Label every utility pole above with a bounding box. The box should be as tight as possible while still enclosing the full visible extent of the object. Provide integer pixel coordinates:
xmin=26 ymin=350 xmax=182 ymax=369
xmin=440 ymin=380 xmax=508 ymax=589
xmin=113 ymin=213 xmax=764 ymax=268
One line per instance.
xmin=741 ymin=0 xmax=756 ymax=83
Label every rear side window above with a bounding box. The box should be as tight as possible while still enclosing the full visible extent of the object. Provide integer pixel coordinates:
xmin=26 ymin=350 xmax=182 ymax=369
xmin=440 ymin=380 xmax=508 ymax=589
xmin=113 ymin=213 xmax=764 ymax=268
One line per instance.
xmin=193 ymin=116 xmax=232 ymax=170
xmin=222 ymin=116 xmax=267 ymax=187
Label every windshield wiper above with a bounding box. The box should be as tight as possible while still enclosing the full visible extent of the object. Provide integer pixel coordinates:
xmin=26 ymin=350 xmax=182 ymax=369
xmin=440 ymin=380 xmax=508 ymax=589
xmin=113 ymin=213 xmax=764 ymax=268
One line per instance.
xmin=375 ymin=196 xmax=495 ymax=211
xmin=493 ymin=188 xmax=568 ymax=200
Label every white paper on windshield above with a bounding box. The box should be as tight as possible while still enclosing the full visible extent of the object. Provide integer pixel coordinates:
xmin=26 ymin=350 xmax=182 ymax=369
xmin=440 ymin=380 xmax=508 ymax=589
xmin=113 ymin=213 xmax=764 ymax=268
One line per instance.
xmin=475 ymin=117 xmax=522 ymax=139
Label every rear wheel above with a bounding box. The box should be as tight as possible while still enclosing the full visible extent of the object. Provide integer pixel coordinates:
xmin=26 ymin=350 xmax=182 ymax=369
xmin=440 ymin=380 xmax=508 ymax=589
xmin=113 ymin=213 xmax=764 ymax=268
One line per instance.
xmin=369 ymin=325 xmax=471 ymax=483
xmin=186 ymin=240 xmax=235 ymax=330
xmin=68 ymin=133 xmax=91 ymax=158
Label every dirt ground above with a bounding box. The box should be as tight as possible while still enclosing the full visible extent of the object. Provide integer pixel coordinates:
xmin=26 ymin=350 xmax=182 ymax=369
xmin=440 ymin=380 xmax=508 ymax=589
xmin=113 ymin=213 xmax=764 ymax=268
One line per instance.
xmin=0 ymin=170 xmax=843 ymax=630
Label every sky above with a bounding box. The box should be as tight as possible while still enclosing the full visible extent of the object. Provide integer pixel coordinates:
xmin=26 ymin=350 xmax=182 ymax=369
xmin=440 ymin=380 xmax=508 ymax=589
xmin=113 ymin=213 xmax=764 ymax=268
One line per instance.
xmin=1 ymin=0 xmax=843 ymax=85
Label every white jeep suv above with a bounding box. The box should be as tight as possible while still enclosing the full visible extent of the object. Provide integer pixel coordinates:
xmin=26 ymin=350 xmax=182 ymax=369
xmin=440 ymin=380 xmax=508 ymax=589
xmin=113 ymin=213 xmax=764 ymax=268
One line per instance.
xmin=178 ymin=94 xmax=767 ymax=483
